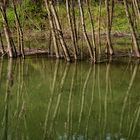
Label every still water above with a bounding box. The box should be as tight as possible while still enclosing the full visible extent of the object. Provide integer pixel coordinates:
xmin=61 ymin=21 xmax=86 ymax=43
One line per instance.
xmin=0 ymin=57 xmax=140 ymax=140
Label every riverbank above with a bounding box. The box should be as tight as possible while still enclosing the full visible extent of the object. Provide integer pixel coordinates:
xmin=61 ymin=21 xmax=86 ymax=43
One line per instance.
xmin=0 ymin=29 xmax=138 ymax=62
xmin=1 ymin=2 xmax=140 ymax=61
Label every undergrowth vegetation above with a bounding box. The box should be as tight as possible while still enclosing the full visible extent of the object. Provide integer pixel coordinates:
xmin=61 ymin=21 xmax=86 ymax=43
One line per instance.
xmin=0 ymin=2 xmax=135 ymax=33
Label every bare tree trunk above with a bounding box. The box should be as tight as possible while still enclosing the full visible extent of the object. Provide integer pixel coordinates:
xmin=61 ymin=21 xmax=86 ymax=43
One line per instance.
xmin=110 ymin=0 xmax=114 ymax=27
xmin=0 ymin=2 xmax=17 ymax=58
xmin=0 ymin=32 xmax=5 ymax=54
xmin=98 ymin=0 xmax=102 ymax=54
xmin=49 ymin=0 xmax=71 ymax=62
xmin=105 ymin=0 xmax=114 ymax=55
xmin=12 ymin=0 xmax=25 ymax=58
xmin=78 ymin=0 xmax=95 ymax=62
xmin=71 ymin=0 xmax=79 ymax=54
xmin=123 ymin=0 xmax=140 ymax=57
xmin=66 ymin=0 xmax=78 ymax=60
xmin=131 ymin=1 xmax=138 ymax=33
xmin=133 ymin=0 xmax=140 ymax=22
xmin=44 ymin=0 xmax=60 ymax=58
xmin=86 ymin=0 xmax=96 ymax=62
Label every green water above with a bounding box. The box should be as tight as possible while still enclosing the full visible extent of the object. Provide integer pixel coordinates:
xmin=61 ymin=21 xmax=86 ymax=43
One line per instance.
xmin=0 ymin=57 xmax=140 ymax=140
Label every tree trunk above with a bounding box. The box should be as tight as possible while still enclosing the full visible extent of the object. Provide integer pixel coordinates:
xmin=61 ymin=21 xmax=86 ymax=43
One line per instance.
xmin=105 ymin=0 xmax=114 ymax=55
xmin=49 ymin=0 xmax=71 ymax=61
xmin=0 ymin=3 xmax=17 ymax=58
xmin=134 ymin=0 xmax=140 ymax=22
xmin=66 ymin=0 xmax=78 ymax=60
xmin=71 ymin=0 xmax=79 ymax=54
xmin=86 ymin=0 xmax=96 ymax=62
xmin=98 ymin=0 xmax=102 ymax=54
xmin=44 ymin=0 xmax=60 ymax=58
xmin=78 ymin=0 xmax=94 ymax=62
xmin=0 ymin=32 xmax=5 ymax=54
xmin=12 ymin=0 xmax=25 ymax=58
xmin=123 ymin=0 xmax=140 ymax=57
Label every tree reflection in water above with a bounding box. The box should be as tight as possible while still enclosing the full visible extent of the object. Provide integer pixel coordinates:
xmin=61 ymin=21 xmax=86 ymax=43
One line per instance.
xmin=0 ymin=58 xmax=139 ymax=140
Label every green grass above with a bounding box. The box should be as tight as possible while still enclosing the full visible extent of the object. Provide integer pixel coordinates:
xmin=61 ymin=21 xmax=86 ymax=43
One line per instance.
xmin=0 ymin=3 xmax=140 ymax=34
xmin=52 ymin=3 xmax=131 ymax=32
xmin=113 ymin=4 xmax=129 ymax=31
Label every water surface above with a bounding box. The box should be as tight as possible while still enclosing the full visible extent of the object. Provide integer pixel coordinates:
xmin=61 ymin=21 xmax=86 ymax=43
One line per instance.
xmin=0 ymin=57 xmax=140 ymax=140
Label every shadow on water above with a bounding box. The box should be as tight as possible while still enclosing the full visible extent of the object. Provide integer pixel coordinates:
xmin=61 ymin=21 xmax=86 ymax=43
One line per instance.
xmin=0 ymin=58 xmax=140 ymax=140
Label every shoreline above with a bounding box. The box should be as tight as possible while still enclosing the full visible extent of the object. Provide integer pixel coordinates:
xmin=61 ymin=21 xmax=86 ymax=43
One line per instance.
xmin=1 ymin=30 xmax=140 ymax=62
xmin=0 ymin=47 xmax=139 ymax=63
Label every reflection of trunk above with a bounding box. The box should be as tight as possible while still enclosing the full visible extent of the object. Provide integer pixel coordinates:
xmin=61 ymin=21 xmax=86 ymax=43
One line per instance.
xmin=3 ymin=96 xmax=9 ymax=140
xmin=85 ymin=65 xmax=95 ymax=138
xmin=43 ymin=60 xmax=59 ymax=140
xmin=123 ymin=0 xmax=140 ymax=57
xmin=78 ymin=66 xmax=92 ymax=132
xmin=78 ymin=0 xmax=94 ymax=61
xmin=5 ymin=59 xmax=14 ymax=100
xmin=0 ymin=32 xmax=5 ymax=54
xmin=127 ymin=63 xmax=140 ymax=139
xmin=66 ymin=64 xmax=76 ymax=139
xmin=48 ymin=63 xmax=69 ymax=138
xmin=97 ymin=64 xmax=102 ymax=140
xmin=49 ymin=1 xmax=71 ymax=61
xmin=3 ymin=59 xmax=14 ymax=140
xmin=14 ymin=59 xmax=25 ymax=121
xmin=128 ymin=101 xmax=140 ymax=139
xmin=119 ymin=61 xmax=138 ymax=133
xmin=0 ymin=4 xmax=17 ymax=58
xmin=103 ymin=62 xmax=110 ymax=136
xmin=12 ymin=0 xmax=25 ymax=58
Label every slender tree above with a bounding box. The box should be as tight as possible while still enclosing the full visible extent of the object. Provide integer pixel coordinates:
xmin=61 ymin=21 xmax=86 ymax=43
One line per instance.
xmin=0 ymin=1 xmax=17 ymax=58
xmin=86 ymin=0 xmax=96 ymax=62
xmin=123 ymin=0 xmax=140 ymax=57
xmin=71 ymin=0 xmax=79 ymax=54
xmin=105 ymin=0 xmax=114 ymax=55
xmin=12 ymin=0 xmax=25 ymax=58
xmin=133 ymin=0 xmax=140 ymax=22
xmin=78 ymin=0 xmax=95 ymax=62
xmin=98 ymin=0 xmax=102 ymax=54
xmin=49 ymin=0 xmax=71 ymax=61
xmin=44 ymin=0 xmax=60 ymax=58
xmin=0 ymin=32 xmax=5 ymax=54
xmin=66 ymin=0 xmax=78 ymax=60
